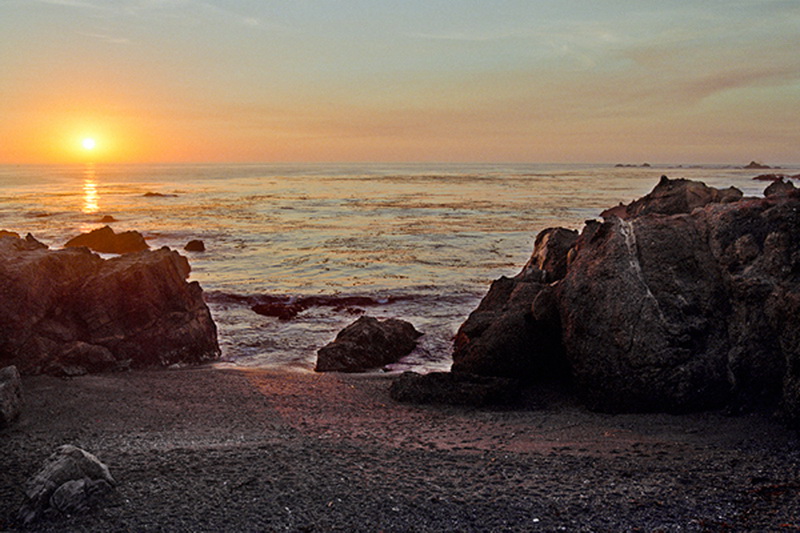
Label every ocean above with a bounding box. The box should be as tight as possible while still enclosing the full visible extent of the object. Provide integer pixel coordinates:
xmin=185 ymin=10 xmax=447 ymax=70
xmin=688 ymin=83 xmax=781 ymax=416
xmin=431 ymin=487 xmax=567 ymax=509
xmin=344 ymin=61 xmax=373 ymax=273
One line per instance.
xmin=0 ymin=162 xmax=788 ymax=373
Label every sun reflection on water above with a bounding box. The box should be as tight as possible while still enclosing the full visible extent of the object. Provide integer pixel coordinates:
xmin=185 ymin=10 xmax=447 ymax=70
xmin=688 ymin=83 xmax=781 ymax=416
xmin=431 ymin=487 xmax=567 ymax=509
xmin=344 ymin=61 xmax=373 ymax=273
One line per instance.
xmin=82 ymin=164 xmax=99 ymax=214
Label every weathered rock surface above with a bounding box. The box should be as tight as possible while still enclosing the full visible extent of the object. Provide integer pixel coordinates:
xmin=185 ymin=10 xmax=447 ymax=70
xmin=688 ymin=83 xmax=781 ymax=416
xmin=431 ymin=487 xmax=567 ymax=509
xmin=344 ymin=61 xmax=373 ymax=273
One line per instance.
xmin=390 ymin=371 xmax=520 ymax=406
xmin=65 ymin=225 xmax=148 ymax=254
xmin=0 ymin=365 xmax=22 ymax=427
xmin=451 ymin=176 xmax=800 ymax=420
xmin=451 ymin=227 xmax=572 ymax=382
xmin=763 ymin=178 xmax=798 ymax=198
xmin=599 ymin=175 xmax=742 ymax=219
xmin=315 ymin=316 xmax=422 ymax=372
xmin=0 ymin=234 xmax=219 ymax=375
xmin=18 ymin=445 xmax=116 ymax=525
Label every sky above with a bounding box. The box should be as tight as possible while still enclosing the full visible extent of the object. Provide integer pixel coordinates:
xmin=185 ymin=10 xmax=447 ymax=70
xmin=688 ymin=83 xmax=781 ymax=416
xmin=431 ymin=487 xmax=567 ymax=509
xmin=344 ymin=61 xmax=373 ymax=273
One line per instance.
xmin=1 ymin=0 xmax=798 ymax=164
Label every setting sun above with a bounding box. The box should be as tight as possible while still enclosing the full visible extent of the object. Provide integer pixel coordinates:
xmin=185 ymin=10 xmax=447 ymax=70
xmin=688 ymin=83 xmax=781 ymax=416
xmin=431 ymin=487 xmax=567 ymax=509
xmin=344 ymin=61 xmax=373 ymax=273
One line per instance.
xmin=82 ymin=138 xmax=96 ymax=150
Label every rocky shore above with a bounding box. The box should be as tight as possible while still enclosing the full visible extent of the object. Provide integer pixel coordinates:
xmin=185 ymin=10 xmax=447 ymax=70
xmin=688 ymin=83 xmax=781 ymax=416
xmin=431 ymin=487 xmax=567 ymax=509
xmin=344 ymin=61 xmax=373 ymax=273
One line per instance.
xmin=2 ymin=175 xmax=800 ymax=530
xmin=1 ymin=367 xmax=799 ymax=532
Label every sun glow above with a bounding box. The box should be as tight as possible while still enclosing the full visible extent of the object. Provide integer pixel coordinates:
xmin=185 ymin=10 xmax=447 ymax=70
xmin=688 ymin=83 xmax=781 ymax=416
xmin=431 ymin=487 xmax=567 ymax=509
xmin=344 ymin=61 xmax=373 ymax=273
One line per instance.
xmin=82 ymin=137 xmax=96 ymax=150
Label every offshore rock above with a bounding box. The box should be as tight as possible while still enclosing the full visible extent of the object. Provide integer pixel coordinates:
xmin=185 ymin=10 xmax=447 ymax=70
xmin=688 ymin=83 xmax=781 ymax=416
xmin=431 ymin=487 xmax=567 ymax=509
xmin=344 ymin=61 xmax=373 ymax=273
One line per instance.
xmin=18 ymin=445 xmax=116 ymax=525
xmin=65 ymin=225 xmax=148 ymax=254
xmin=184 ymin=239 xmax=206 ymax=252
xmin=390 ymin=371 xmax=520 ymax=406
xmin=315 ymin=316 xmax=422 ymax=372
xmin=0 ymin=365 xmax=22 ymax=427
xmin=0 ymin=235 xmax=220 ymax=375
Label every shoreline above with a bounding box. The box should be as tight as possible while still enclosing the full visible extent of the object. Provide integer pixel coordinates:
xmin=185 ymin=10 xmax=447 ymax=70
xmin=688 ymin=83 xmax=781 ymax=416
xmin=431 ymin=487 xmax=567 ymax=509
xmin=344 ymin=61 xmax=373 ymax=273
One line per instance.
xmin=2 ymin=366 xmax=799 ymax=531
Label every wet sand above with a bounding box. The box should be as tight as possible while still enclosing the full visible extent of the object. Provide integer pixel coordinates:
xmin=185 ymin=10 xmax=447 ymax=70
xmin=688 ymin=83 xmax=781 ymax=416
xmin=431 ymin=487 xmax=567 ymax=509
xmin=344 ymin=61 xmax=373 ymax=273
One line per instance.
xmin=1 ymin=367 xmax=799 ymax=532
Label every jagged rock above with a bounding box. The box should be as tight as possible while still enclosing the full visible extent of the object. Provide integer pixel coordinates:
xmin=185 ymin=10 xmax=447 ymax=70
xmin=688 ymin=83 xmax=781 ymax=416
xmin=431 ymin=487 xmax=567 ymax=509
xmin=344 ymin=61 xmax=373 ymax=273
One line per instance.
xmin=18 ymin=445 xmax=116 ymax=525
xmin=453 ymin=176 xmax=800 ymax=420
xmin=65 ymin=225 xmax=148 ymax=254
xmin=0 ymin=234 xmax=219 ymax=375
xmin=315 ymin=316 xmax=422 ymax=372
xmin=0 ymin=229 xmax=20 ymax=239
xmin=389 ymin=371 xmax=520 ymax=406
xmin=451 ymin=227 xmax=573 ymax=382
xmin=744 ymin=161 xmax=772 ymax=169
xmin=0 ymin=365 xmax=22 ymax=427
xmin=764 ymin=178 xmax=797 ymax=198
xmin=600 ymin=175 xmax=742 ymax=220
xmin=560 ymin=185 xmax=800 ymax=413
xmin=184 ymin=239 xmax=205 ymax=252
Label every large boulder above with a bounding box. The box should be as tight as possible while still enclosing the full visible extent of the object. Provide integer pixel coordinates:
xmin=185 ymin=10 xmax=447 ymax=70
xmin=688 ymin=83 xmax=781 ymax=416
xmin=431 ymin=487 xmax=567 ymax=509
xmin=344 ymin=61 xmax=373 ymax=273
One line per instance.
xmin=65 ymin=225 xmax=148 ymax=254
xmin=315 ymin=316 xmax=422 ymax=372
xmin=18 ymin=445 xmax=116 ymax=525
xmin=0 ymin=234 xmax=219 ymax=375
xmin=451 ymin=227 xmax=573 ymax=382
xmin=451 ymin=177 xmax=800 ymax=420
xmin=0 ymin=365 xmax=22 ymax=427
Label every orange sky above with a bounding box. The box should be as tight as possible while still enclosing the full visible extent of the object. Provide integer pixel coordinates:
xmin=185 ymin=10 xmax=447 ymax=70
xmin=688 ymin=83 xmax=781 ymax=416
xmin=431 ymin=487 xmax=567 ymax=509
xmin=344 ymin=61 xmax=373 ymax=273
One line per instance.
xmin=1 ymin=1 xmax=798 ymax=164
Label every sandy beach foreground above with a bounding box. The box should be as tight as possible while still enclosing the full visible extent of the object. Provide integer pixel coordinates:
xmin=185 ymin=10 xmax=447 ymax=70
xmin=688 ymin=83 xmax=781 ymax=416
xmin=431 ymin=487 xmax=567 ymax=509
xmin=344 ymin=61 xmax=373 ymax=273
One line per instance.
xmin=2 ymin=367 xmax=799 ymax=532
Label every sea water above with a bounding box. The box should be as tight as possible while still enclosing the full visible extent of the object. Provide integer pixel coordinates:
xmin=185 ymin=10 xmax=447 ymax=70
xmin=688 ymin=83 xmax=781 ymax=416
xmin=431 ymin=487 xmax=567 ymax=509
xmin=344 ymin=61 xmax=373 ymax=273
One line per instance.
xmin=0 ymin=162 xmax=788 ymax=372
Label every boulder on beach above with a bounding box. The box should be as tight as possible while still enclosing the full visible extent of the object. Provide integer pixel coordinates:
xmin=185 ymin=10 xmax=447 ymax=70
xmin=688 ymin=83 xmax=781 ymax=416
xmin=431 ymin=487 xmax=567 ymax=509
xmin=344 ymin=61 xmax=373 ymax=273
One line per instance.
xmin=18 ymin=445 xmax=116 ymax=525
xmin=0 ymin=234 xmax=220 ymax=375
xmin=0 ymin=365 xmax=22 ymax=427
xmin=315 ymin=316 xmax=422 ymax=373
xmin=449 ymin=176 xmax=800 ymax=420
xmin=763 ymin=178 xmax=797 ymax=198
xmin=65 ymin=225 xmax=148 ymax=254
xmin=390 ymin=371 xmax=520 ymax=406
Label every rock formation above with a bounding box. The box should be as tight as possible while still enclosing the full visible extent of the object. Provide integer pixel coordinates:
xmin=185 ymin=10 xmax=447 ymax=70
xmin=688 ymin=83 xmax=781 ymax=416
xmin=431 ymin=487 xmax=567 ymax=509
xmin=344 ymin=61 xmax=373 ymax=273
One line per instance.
xmin=316 ymin=316 xmax=422 ymax=372
xmin=0 ymin=365 xmax=22 ymax=427
xmin=65 ymin=225 xmax=148 ymax=254
xmin=445 ymin=176 xmax=800 ymax=420
xmin=389 ymin=371 xmax=520 ymax=406
xmin=184 ymin=239 xmax=206 ymax=252
xmin=18 ymin=445 xmax=116 ymax=525
xmin=0 ymin=233 xmax=219 ymax=375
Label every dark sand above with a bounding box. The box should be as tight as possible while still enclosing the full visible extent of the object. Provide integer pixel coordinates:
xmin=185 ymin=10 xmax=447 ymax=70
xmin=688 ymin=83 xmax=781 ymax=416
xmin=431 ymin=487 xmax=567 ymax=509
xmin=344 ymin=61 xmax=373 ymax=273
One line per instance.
xmin=2 ymin=367 xmax=799 ymax=532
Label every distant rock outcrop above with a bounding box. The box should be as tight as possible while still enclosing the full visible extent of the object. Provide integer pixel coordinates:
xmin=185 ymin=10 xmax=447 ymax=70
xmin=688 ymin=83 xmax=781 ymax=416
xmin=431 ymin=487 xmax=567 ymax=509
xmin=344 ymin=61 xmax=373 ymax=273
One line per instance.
xmin=315 ymin=316 xmax=422 ymax=372
xmin=446 ymin=176 xmax=800 ymax=422
xmin=0 ymin=233 xmax=219 ymax=375
xmin=65 ymin=225 xmax=148 ymax=254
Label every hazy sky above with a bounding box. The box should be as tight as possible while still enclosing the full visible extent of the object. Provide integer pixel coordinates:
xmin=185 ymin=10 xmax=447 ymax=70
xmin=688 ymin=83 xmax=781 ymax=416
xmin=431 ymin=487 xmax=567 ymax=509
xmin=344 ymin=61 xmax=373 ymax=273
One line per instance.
xmin=1 ymin=0 xmax=798 ymax=163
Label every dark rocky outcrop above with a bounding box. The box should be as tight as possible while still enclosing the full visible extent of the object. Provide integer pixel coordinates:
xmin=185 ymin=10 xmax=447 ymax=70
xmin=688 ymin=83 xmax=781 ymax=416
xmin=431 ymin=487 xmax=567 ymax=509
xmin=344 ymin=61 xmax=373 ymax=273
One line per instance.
xmin=763 ymin=178 xmax=797 ymax=198
xmin=315 ymin=316 xmax=422 ymax=372
xmin=451 ymin=227 xmax=574 ymax=382
xmin=98 ymin=215 xmax=117 ymax=223
xmin=449 ymin=176 xmax=800 ymax=421
xmin=0 ymin=365 xmax=22 ymax=427
xmin=65 ymin=225 xmax=148 ymax=254
xmin=0 ymin=234 xmax=219 ymax=375
xmin=390 ymin=371 xmax=520 ymax=406
xmin=18 ymin=445 xmax=116 ymax=525
xmin=184 ymin=239 xmax=205 ymax=252
xmin=599 ymin=175 xmax=742 ymax=219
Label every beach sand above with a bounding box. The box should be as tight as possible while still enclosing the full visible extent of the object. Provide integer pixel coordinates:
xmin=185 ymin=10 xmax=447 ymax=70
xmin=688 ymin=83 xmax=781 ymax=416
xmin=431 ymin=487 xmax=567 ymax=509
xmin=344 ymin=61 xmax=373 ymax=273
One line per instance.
xmin=1 ymin=367 xmax=799 ymax=532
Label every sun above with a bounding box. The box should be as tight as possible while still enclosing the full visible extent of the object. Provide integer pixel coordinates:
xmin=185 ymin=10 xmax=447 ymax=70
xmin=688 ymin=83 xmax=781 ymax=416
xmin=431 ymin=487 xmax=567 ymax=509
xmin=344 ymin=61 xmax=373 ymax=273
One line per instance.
xmin=82 ymin=137 xmax=96 ymax=150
